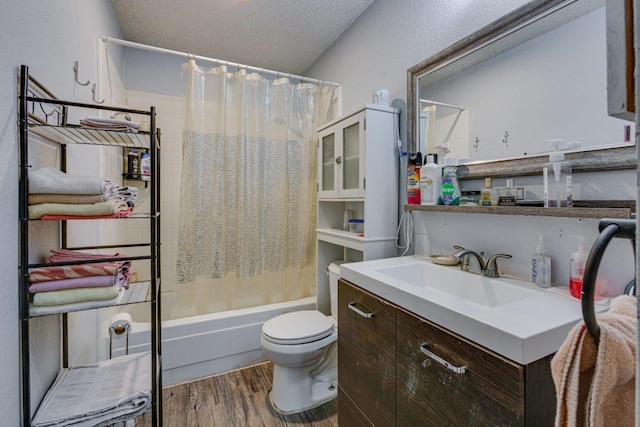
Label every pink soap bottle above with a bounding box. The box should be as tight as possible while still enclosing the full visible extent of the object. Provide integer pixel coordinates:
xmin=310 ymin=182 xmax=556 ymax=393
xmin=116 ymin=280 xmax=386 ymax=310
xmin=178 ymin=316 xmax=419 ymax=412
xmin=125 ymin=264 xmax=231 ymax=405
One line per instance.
xmin=569 ymin=238 xmax=586 ymax=298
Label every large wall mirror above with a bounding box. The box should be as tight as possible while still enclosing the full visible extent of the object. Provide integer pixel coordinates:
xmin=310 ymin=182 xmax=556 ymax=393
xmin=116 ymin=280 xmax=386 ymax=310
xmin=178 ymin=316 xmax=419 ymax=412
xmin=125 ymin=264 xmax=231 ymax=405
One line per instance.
xmin=407 ymin=0 xmax=636 ymax=179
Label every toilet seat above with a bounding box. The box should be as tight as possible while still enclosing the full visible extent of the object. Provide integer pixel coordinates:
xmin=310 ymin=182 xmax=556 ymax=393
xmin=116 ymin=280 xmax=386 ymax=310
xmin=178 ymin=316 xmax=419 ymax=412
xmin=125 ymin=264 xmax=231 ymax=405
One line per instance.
xmin=262 ymin=311 xmax=335 ymax=345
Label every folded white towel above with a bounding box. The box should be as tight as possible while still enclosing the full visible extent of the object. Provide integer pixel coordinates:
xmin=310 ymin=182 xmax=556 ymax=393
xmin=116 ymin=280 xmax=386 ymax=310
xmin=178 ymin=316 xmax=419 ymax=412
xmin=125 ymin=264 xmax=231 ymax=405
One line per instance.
xmin=31 ymin=351 xmax=151 ymax=427
xmin=29 ymin=287 xmax=125 ymax=317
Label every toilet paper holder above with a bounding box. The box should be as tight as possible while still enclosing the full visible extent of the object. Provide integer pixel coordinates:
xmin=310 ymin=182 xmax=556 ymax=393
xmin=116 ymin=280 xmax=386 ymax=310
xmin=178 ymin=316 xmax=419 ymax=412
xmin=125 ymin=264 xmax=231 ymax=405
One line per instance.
xmin=108 ymin=321 xmax=130 ymax=359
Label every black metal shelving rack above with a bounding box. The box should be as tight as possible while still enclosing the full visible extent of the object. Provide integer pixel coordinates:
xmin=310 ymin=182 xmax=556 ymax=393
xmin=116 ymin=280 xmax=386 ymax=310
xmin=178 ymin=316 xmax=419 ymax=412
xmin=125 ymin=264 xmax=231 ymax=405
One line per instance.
xmin=18 ymin=65 xmax=162 ymax=426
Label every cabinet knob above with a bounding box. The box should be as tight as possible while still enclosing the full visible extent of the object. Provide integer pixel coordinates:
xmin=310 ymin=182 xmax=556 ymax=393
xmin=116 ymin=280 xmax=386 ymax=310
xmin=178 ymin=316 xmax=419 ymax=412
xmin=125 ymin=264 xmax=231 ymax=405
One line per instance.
xmin=348 ymin=302 xmax=374 ymax=318
xmin=420 ymin=343 xmax=467 ymax=374
xmin=335 ymin=156 xmax=342 ymax=165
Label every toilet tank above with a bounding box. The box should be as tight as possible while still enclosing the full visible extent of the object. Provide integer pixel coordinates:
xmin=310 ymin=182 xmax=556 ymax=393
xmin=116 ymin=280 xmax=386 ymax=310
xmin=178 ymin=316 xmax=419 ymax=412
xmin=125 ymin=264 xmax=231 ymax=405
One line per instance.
xmin=327 ymin=261 xmax=347 ymax=320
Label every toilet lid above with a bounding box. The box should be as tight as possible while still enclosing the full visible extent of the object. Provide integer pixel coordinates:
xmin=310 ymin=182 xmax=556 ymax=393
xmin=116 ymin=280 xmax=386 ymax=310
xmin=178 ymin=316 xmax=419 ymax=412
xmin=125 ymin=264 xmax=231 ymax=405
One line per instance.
xmin=262 ymin=311 xmax=334 ymax=344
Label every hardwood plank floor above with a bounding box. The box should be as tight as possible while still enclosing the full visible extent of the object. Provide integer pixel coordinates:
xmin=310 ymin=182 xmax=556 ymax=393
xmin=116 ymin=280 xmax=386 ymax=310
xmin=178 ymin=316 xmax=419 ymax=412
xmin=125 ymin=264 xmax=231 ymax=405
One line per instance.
xmin=136 ymin=362 xmax=338 ymax=426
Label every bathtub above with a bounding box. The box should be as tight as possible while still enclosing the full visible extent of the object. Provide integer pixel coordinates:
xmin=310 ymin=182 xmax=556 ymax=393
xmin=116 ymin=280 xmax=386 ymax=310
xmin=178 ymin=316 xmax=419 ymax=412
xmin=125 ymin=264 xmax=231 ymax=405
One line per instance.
xmin=110 ymin=297 xmax=316 ymax=386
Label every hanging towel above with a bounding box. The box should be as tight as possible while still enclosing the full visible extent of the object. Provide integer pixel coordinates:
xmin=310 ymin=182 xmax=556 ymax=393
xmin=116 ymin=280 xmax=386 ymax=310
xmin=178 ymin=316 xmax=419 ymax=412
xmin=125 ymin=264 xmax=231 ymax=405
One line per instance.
xmin=551 ymin=295 xmax=636 ymax=427
xmin=30 ymin=351 xmax=151 ymax=427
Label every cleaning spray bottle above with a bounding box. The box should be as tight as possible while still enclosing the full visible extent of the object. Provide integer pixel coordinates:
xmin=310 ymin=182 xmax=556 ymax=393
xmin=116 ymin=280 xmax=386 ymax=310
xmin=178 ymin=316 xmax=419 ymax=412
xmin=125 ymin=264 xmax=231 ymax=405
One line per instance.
xmin=543 ymin=139 xmax=573 ymax=208
xmin=407 ymin=152 xmax=422 ymax=204
xmin=569 ymin=237 xmax=587 ymax=299
xmin=532 ymin=235 xmax=551 ymax=288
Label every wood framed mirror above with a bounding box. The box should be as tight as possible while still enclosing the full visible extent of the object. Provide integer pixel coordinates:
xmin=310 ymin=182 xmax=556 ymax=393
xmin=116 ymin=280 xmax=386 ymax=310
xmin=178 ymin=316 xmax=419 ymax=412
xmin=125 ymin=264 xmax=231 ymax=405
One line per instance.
xmin=406 ymin=0 xmax=635 ymax=179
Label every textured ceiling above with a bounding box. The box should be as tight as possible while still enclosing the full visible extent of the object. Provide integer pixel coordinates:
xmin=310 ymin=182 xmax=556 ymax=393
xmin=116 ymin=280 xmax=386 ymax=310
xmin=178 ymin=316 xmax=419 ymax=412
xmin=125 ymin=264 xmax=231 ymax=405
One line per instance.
xmin=110 ymin=0 xmax=375 ymax=75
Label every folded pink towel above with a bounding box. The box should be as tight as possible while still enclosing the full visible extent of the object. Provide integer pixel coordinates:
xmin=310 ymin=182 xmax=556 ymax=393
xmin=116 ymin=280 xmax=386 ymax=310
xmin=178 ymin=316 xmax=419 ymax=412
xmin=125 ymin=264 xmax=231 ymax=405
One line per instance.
xmin=551 ymin=295 xmax=636 ymax=426
xmin=39 ymin=207 xmax=134 ymax=220
xmin=46 ymin=249 xmax=125 ymax=262
xmin=29 ymin=262 xmax=120 ymax=283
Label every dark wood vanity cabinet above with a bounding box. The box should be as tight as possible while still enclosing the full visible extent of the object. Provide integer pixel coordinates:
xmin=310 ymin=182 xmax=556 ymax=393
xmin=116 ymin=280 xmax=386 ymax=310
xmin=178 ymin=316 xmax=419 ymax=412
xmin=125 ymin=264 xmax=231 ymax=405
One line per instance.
xmin=338 ymin=278 xmax=396 ymax=426
xmin=338 ymin=279 xmax=556 ymax=426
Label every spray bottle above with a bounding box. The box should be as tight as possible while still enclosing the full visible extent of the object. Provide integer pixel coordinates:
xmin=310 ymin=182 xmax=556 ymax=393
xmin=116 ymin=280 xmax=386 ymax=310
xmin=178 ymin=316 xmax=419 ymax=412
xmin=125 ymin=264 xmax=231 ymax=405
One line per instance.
xmin=543 ymin=139 xmax=575 ymax=208
xmin=407 ymin=152 xmax=422 ymax=204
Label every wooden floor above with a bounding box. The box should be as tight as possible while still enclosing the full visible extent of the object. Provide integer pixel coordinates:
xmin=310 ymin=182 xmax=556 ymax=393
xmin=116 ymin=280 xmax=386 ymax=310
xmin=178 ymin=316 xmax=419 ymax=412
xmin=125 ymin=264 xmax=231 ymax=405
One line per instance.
xmin=136 ymin=362 xmax=338 ymax=426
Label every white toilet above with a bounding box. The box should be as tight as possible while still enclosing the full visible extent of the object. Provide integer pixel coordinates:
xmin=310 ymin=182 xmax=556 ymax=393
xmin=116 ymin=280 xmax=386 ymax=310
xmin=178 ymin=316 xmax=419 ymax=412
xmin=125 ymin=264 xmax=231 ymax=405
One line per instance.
xmin=260 ymin=261 xmax=343 ymax=414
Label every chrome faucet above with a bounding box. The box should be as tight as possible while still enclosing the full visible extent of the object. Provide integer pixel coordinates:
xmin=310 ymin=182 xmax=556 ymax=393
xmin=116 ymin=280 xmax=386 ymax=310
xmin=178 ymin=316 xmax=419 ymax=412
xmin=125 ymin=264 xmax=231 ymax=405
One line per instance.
xmin=484 ymin=254 xmax=513 ymax=278
xmin=451 ymin=246 xmax=484 ymax=272
xmin=452 ymin=246 xmax=512 ymax=278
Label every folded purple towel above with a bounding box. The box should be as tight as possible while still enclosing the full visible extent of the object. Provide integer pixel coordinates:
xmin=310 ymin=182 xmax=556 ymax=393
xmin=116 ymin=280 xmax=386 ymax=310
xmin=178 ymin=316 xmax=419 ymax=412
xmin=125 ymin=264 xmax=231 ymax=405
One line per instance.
xmin=29 ymin=275 xmax=121 ymax=293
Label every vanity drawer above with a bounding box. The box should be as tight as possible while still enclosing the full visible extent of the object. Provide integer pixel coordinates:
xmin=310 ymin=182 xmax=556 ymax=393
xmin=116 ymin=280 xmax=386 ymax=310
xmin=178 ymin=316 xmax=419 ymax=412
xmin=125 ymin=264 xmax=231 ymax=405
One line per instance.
xmin=338 ymin=385 xmax=375 ymax=427
xmin=338 ymin=279 xmax=395 ymax=427
xmin=395 ymin=307 xmax=525 ymax=426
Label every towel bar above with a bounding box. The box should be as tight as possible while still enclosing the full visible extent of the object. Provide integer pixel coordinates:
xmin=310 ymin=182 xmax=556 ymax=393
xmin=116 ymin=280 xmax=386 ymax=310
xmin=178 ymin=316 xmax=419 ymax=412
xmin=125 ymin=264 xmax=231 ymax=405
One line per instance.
xmin=582 ymin=218 xmax=636 ymax=345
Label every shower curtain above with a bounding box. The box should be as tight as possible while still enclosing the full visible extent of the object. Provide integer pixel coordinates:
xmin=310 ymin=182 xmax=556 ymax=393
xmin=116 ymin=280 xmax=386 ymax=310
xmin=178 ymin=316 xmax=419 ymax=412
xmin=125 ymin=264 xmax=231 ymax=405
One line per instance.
xmin=177 ymin=60 xmax=341 ymax=313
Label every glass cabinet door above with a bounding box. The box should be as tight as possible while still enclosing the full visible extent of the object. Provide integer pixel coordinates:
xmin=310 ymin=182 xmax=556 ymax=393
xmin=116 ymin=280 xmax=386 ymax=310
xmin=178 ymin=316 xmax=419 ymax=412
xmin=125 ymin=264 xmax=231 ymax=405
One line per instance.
xmin=342 ymin=122 xmax=360 ymax=191
xmin=338 ymin=112 xmax=365 ymax=198
xmin=317 ymin=111 xmax=365 ymax=199
xmin=319 ymin=132 xmax=337 ymax=197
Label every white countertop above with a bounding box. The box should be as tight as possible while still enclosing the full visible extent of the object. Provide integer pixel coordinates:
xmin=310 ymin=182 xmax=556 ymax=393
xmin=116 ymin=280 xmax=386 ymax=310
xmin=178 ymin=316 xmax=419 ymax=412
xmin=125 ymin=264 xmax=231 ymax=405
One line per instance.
xmin=340 ymin=256 xmax=609 ymax=365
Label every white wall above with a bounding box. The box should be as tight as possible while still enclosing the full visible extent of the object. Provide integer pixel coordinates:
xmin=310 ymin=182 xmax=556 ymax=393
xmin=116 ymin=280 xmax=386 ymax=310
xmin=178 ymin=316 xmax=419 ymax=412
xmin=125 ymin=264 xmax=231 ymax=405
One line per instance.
xmin=0 ymin=0 xmax=123 ymax=422
xmin=305 ymin=0 xmax=636 ymax=295
xmin=306 ymin=0 xmax=533 ymax=119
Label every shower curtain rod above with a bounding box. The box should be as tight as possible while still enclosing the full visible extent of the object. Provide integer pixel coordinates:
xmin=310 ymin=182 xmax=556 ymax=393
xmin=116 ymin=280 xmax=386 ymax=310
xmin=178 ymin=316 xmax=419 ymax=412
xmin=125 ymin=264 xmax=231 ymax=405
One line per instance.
xmin=420 ymin=99 xmax=465 ymax=111
xmin=99 ymin=35 xmax=340 ymax=87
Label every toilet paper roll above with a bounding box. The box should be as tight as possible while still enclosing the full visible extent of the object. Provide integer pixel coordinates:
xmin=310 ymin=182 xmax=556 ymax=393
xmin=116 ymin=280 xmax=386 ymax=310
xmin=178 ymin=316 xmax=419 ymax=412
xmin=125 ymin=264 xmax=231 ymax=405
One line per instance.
xmin=109 ymin=312 xmax=132 ymax=337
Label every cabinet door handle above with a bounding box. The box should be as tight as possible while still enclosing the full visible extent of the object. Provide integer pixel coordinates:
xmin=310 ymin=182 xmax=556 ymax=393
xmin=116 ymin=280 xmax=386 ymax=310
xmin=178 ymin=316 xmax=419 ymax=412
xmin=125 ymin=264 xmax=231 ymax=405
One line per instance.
xmin=348 ymin=302 xmax=374 ymax=318
xmin=420 ymin=343 xmax=467 ymax=374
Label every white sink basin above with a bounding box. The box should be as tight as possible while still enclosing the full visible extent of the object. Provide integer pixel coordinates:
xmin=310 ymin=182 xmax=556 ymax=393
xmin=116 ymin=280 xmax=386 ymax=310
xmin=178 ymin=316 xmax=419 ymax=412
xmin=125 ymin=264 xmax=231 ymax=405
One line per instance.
xmin=374 ymin=262 xmax=541 ymax=308
xmin=339 ymin=256 xmax=609 ymax=364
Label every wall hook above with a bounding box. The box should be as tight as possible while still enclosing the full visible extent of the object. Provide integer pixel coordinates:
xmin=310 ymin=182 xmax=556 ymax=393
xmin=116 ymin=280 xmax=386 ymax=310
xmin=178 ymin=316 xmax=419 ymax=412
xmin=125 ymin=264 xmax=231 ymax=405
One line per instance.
xmin=502 ymin=131 xmax=510 ymax=148
xmin=473 ymin=137 xmax=480 ymax=152
xmin=73 ymin=61 xmax=90 ymax=86
xmin=91 ymin=83 xmax=105 ymax=104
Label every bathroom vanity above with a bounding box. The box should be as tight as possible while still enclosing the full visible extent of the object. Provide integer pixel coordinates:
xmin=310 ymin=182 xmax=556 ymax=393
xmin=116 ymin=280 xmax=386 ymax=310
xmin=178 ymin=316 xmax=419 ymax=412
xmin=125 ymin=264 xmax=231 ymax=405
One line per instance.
xmin=337 ymin=257 xmax=608 ymax=426
xmin=338 ymin=279 xmax=554 ymax=426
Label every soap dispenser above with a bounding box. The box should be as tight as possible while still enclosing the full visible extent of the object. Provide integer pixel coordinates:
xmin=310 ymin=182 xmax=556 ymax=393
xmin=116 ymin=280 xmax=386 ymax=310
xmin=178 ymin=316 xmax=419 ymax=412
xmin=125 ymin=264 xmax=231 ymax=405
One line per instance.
xmin=569 ymin=237 xmax=587 ymax=298
xmin=439 ymin=157 xmax=460 ymax=205
xmin=532 ymin=235 xmax=551 ymax=288
xmin=543 ymin=139 xmax=573 ymax=208
xmin=420 ymin=155 xmax=442 ymax=205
